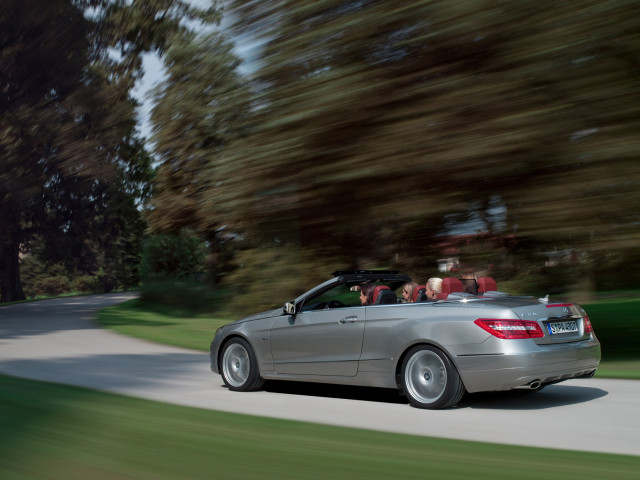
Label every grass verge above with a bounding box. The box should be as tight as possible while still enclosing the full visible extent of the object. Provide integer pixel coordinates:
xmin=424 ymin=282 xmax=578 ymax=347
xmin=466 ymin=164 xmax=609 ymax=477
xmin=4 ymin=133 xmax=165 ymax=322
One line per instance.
xmin=0 ymin=374 xmax=638 ymax=480
xmin=585 ymin=296 xmax=640 ymax=379
xmin=97 ymin=298 xmax=228 ymax=352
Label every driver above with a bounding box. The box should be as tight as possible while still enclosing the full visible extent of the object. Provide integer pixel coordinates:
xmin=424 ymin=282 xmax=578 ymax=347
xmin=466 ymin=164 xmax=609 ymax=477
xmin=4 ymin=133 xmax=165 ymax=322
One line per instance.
xmin=358 ymin=283 xmax=375 ymax=305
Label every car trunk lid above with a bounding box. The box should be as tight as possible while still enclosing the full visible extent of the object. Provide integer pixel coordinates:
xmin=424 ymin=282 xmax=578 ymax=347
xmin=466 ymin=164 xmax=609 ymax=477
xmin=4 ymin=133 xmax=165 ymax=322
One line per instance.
xmin=511 ymin=301 xmax=592 ymax=345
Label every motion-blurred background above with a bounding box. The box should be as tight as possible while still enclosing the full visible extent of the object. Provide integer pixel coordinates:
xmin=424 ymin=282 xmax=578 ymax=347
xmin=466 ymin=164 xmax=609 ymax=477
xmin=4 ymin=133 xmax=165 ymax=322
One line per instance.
xmin=2 ymin=0 xmax=639 ymax=313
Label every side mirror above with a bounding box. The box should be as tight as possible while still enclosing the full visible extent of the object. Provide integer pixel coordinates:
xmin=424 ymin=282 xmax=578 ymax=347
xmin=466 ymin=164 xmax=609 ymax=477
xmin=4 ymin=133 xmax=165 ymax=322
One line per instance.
xmin=284 ymin=301 xmax=297 ymax=315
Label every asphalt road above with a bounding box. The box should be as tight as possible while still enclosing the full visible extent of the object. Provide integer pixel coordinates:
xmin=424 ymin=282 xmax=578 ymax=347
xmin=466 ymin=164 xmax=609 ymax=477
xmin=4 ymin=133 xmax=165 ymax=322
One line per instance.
xmin=1 ymin=294 xmax=638 ymax=456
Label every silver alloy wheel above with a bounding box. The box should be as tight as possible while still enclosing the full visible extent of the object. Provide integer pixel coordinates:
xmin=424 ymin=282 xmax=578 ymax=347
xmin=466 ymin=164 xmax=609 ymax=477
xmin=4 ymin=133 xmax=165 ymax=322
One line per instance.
xmin=222 ymin=342 xmax=250 ymax=388
xmin=404 ymin=349 xmax=447 ymax=404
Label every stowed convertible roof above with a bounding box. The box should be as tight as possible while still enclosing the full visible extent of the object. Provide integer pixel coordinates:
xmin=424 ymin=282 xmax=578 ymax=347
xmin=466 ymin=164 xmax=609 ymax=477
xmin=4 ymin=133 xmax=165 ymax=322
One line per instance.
xmin=331 ymin=270 xmax=412 ymax=287
xmin=332 ymin=270 xmax=400 ymax=276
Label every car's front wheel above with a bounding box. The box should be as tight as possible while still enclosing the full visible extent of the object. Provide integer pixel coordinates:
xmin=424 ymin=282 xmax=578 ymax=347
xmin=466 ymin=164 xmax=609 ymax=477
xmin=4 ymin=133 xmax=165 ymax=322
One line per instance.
xmin=400 ymin=345 xmax=465 ymax=409
xmin=220 ymin=338 xmax=265 ymax=391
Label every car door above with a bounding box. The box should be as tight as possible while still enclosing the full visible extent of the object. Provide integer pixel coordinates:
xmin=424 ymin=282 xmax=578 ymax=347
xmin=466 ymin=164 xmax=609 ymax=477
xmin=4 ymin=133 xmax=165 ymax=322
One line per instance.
xmin=270 ymin=285 xmax=365 ymax=376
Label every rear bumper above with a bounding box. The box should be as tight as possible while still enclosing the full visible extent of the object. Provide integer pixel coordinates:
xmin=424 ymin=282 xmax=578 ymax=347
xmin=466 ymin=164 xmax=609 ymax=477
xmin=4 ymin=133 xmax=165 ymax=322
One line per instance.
xmin=454 ymin=338 xmax=601 ymax=393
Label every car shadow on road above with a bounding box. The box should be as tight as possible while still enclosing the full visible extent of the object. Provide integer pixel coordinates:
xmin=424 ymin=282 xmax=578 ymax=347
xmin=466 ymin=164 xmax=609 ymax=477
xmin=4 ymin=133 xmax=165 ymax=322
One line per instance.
xmin=461 ymin=384 xmax=609 ymax=410
xmin=261 ymin=380 xmax=608 ymax=410
xmin=263 ymin=380 xmax=409 ymax=405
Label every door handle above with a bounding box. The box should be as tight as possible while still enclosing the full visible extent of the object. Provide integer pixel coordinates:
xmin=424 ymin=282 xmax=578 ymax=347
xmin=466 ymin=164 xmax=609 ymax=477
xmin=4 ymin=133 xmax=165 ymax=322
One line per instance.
xmin=339 ymin=316 xmax=358 ymax=324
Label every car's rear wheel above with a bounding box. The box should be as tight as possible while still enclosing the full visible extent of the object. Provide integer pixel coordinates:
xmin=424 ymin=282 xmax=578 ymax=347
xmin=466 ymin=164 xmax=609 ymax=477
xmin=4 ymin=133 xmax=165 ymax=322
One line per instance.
xmin=400 ymin=345 xmax=465 ymax=409
xmin=220 ymin=338 xmax=264 ymax=391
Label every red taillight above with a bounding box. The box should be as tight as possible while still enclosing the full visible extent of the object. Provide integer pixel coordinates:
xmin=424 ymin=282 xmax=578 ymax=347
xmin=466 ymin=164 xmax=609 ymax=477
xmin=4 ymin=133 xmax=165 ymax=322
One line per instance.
xmin=583 ymin=314 xmax=594 ymax=333
xmin=474 ymin=318 xmax=544 ymax=339
xmin=546 ymin=303 xmax=574 ymax=308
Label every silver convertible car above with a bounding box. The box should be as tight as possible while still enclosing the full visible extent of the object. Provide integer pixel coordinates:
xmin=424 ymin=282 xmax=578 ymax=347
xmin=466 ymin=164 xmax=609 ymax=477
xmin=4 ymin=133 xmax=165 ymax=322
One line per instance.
xmin=209 ymin=270 xmax=600 ymax=409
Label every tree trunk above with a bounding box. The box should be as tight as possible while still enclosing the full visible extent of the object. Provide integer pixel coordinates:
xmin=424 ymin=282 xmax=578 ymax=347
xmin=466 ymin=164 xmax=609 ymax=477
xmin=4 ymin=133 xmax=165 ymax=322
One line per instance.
xmin=0 ymin=242 xmax=25 ymax=302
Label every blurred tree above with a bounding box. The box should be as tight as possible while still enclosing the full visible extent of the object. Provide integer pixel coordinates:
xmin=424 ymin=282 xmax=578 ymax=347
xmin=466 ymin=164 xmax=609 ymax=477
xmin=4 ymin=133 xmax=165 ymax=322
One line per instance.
xmin=148 ymin=29 xmax=251 ymax=281
xmin=0 ymin=0 xmax=216 ymax=302
xmin=149 ymin=29 xmax=250 ymax=232
xmin=219 ymin=0 xmax=459 ymax=262
xmin=216 ymin=0 xmax=640 ymax=291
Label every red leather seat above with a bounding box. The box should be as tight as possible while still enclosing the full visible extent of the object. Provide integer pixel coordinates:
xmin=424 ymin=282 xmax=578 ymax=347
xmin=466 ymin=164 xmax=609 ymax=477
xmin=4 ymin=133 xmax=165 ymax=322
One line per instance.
xmin=438 ymin=278 xmax=464 ymax=299
xmin=372 ymin=285 xmax=391 ymax=304
xmin=477 ymin=277 xmax=498 ymax=294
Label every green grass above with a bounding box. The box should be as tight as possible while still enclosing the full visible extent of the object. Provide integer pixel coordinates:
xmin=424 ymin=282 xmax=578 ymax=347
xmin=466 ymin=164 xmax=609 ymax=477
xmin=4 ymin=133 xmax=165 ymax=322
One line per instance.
xmin=583 ymin=296 xmax=640 ymax=379
xmin=97 ymin=298 xmax=228 ymax=352
xmin=582 ymin=297 xmax=640 ymax=359
xmin=0 ymin=375 xmax=638 ymax=480
xmin=595 ymin=360 xmax=640 ymax=379
xmin=98 ymin=295 xmax=640 ymax=379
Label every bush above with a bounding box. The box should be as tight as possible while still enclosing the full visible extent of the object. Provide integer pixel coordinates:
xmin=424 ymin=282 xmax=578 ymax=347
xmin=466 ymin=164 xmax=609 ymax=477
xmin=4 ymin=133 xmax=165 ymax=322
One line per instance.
xmin=139 ymin=280 xmax=220 ymax=314
xmin=94 ymin=269 xmax=118 ymax=293
xmin=34 ymin=275 xmax=72 ymax=296
xmin=72 ymin=275 xmax=99 ymax=292
xmin=140 ymin=233 xmax=207 ymax=282
xmin=21 ymin=258 xmax=66 ymax=298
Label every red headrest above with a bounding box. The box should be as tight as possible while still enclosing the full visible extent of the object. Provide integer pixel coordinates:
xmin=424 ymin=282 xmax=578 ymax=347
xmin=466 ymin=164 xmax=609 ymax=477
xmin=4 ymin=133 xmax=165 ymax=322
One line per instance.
xmin=439 ymin=278 xmax=464 ymax=299
xmin=477 ymin=277 xmax=497 ymax=293
xmin=372 ymin=285 xmax=390 ymax=304
xmin=413 ymin=285 xmax=426 ymax=303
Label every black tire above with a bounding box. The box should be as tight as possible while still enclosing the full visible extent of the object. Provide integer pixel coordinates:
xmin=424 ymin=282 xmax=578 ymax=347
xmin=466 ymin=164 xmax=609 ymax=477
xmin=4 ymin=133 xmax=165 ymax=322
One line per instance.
xmin=400 ymin=345 xmax=466 ymax=409
xmin=220 ymin=338 xmax=265 ymax=391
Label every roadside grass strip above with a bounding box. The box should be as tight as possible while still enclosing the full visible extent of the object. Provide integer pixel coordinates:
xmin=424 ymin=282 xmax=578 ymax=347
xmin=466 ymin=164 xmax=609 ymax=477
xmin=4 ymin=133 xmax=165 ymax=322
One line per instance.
xmin=0 ymin=375 xmax=638 ymax=480
xmin=97 ymin=298 xmax=229 ymax=352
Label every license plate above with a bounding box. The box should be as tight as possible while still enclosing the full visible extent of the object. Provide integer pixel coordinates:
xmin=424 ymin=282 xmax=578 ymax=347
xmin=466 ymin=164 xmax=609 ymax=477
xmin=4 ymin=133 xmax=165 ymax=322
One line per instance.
xmin=546 ymin=320 xmax=579 ymax=335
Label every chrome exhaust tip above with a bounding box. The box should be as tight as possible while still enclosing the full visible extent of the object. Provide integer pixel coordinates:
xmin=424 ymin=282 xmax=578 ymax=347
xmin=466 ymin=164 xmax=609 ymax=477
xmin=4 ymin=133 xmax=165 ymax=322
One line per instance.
xmin=514 ymin=379 xmax=542 ymax=390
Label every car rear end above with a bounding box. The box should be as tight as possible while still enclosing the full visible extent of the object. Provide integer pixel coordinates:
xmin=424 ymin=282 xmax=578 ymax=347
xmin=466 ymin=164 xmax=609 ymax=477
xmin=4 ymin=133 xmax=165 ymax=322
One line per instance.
xmin=452 ymin=299 xmax=601 ymax=393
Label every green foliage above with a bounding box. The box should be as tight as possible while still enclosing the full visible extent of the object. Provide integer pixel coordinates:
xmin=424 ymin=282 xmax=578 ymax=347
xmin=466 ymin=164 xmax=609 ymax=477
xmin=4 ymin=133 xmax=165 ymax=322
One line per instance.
xmin=0 ymin=0 xmax=218 ymax=302
xmin=72 ymin=275 xmax=101 ymax=293
xmin=593 ymin=250 xmax=640 ymax=292
xmin=140 ymin=233 xmax=208 ymax=281
xmin=222 ymin=246 xmax=342 ymax=315
xmin=138 ymin=280 xmax=219 ymax=314
xmin=32 ymin=276 xmax=72 ymax=297
xmin=149 ymin=29 xmax=250 ymax=235
xmin=144 ymin=0 xmax=640 ymax=299
xmin=20 ymin=257 xmax=63 ymax=298
xmin=147 ymin=28 xmax=251 ymax=282
xmin=19 ymin=255 xmax=121 ymax=298
xmin=206 ymin=0 xmax=640 ymax=291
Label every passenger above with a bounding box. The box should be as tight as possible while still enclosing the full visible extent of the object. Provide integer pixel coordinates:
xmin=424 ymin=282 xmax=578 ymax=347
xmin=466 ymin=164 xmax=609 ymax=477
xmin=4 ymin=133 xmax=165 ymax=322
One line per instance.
xmin=425 ymin=277 xmax=442 ymax=301
xmin=401 ymin=281 xmax=418 ymax=303
xmin=358 ymin=283 xmax=376 ymax=306
xmin=460 ymin=272 xmax=479 ymax=295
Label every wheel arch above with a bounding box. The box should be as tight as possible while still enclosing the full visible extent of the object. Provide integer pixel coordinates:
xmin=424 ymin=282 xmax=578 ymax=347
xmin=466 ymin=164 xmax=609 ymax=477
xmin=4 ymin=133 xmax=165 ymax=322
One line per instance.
xmin=218 ymin=334 xmax=266 ymax=391
xmin=217 ymin=333 xmax=254 ymax=371
xmin=396 ymin=341 xmax=467 ymax=409
xmin=394 ymin=341 xmax=461 ymax=390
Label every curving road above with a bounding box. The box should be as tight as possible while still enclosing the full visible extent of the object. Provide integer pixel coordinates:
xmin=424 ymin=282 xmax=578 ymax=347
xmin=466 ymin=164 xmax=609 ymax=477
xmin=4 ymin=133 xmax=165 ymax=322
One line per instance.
xmin=0 ymin=294 xmax=638 ymax=456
